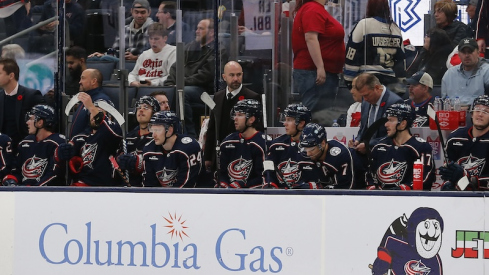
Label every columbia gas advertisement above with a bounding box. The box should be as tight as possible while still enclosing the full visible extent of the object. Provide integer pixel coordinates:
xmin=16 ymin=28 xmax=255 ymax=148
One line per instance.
xmin=1 ymin=191 xmax=488 ymax=274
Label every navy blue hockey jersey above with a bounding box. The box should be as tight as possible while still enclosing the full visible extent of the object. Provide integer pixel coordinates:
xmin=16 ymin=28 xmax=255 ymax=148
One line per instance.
xmin=70 ymin=117 xmax=123 ymax=186
xmin=265 ymin=134 xmax=321 ymax=189
xmin=124 ymin=127 xmax=153 ymax=186
xmin=405 ymin=97 xmax=434 ymax=127
xmin=219 ymin=131 xmax=266 ymax=188
xmin=369 ymin=136 xmax=435 ymax=190
xmin=344 ymin=17 xmax=406 ymax=82
xmin=300 ymin=139 xmax=366 ymax=189
xmin=0 ymin=134 xmax=13 ymax=180
xmin=142 ymin=135 xmax=202 ymax=188
xmin=13 ymin=134 xmax=66 ymax=186
xmin=445 ymin=126 xmax=489 ymax=190
xmin=375 ymin=236 xmax=443 ymax=275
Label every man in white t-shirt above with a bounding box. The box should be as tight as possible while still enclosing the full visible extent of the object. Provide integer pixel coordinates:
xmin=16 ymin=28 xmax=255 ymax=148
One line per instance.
xmin=128 ymin=23 xmax=176 ymax=87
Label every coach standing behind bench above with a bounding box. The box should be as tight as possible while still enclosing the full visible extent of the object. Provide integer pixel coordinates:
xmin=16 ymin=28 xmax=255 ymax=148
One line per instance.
xmin=0 ymin=58 xmax=44 ymax=149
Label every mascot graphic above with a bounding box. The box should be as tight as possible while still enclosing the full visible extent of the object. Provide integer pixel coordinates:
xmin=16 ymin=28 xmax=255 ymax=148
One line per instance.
xmin=370 ymin=207 xmax=444 ymax=275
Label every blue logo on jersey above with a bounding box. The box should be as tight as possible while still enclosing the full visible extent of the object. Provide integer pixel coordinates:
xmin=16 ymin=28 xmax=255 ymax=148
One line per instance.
xmin=390 ymin=0 xmax=421 ymax=32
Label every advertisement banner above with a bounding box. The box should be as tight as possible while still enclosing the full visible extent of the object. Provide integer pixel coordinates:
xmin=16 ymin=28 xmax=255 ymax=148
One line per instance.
xmin=0 ymin=193 xmax=15 ymax=275
xmin=13 ymin=192 xmax=326 ymax=274
xmin=324 ymin=195 xmax=487 ymax=274
xmin=4 ymin=191 xmax=489 ymax=274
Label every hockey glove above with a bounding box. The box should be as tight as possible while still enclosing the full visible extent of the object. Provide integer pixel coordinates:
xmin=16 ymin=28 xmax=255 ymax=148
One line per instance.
xmin=372 ymin=247 xmax=391 ymax=275
xmin=292 ymin=181 xmax=319 ymax=189
xmin=439 ymin=162 xmax=465 ymax=184
xmin=441 ymin=181 xmax=456 ymax=191
xmin=367 ymin=185 xmax=381 ymax=190
xmin=69 ymin=156 xmax=84 ymax=174
xmin=117 ymin=154 xmax=138 ymax=172
xmin=390 ymin=184 xmax=411 ymax=190
xmin=56 ymin=143 xmax=75 ymax=161
xmin=2 ymin=175 xmax=18 ymax=186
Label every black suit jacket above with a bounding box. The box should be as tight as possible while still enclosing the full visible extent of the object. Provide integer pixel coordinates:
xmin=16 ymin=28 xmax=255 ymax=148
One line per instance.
xmin=204 ymin=87 xmax=260 ymax=165
xmin=0 ymin=85 xmax=45 ymax=146
xmin=357 ymin=88 xmax=403 ymax=142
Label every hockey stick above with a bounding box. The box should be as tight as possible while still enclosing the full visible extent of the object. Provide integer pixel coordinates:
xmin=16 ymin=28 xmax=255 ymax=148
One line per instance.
xmin=200 ymin=92 xmax=220 ymax=182
xmin=360 ymin=117 xmax=388 ymax=152
xmin=109 ymin=155 xmax=131 ymax=187
xmin=426 ymin=105 xmax=448 ymax=160
xmin=200 ymin=92 xmax=216 ymax=111
xmin=261 ymin=94 xmax=274 ymax=188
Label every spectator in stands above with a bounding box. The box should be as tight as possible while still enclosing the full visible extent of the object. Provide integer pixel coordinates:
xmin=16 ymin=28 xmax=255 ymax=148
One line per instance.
xmin=156 ymin=1 xmax=193 ymax=45
xmin=434 ymin=0 xmax=468 ymax=46
xmin=348 ymin=73 xmax=403 ymax=154
xmin=405 ymin=71 xmax=434 ymax=127
xmin=466 ymin=0 xmax=479 ymax=38
xmin=204 ymin=61 xmax=260 ymax=172
xmin=471 ymin=0 xmax=489 ymax=56
xmin=292 ymin=0 xmax=345 ymax=125
xmin=446 ymin=0 xmax=485 ymax=68
xmin=4 ymin=1 xmax=32 ymax=38
xmin=164 ymin=18 xmax=227 ymax=137
xmin=407 ymin=28 xmax=452 ymax=85
xmin=367 ymin=103 xmax=435 ymax=190
xmin=219 ymin=99 xmax=266 ymax=188
xmin=88 ymin=0 xmax=153 ymax=61
xmin=1 ymin=44 xmax=25 ymax=60
xmin=57 ymin=97 xmax=123 ymax=186
xmin=347 ymin=76 xmax=362 ymax=127
xmin=150 ymin=90 xmax=170 ymax=110
xmin=0 ymin=58 xmax=45 ymax=149
xmin=128 ymin=23 xmax=176 ymax=87
xmin=35 ymin=0 xmax=85 ymax=52
xmin=117 ymin=96 xmax=160 ymax=186
xmin=65 ymin=46 xmax=87 ymax=96
xmin=343 ymin=0 xmax=405 ymax=95
xmin=69 ymin=69 xmax=111 ymax=138
xmin=3 ymin=105 xmax=66 ymax=186
xmin=442 ymin=38 xmax=489 ymax=106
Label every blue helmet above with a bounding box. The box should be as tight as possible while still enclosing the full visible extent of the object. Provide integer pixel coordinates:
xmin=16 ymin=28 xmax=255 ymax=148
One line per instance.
xmin=280 ymin=103 xmax=312 ymax=125
xmin=384 ymin=103 xmax=415 ymax=128
xmin=149 ymin=111 xmax=181 ymax=133
xmin=135 ymin=95 xmax=160 ymax=113
xmin=230 ymin=99 xmax=262 ymax=120
xmin=26 ymin=104 xmax=56 ymax=128
xmin=299 ymin=123 xmax=327 ymax=148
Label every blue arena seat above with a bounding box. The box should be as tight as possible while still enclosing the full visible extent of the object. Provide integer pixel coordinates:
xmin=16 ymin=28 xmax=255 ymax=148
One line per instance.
xmin=117 ymin=60 xmax=137 ymax=73
xmin=87 ymin=60 xmax=116 ymax=82
xmin=102 ymin=85 xmax=137 ymax=109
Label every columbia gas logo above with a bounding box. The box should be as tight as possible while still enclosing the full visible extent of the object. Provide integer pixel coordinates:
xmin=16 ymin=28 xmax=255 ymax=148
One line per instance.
xmin=38 ymin=212 xmax=287 ymax=272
